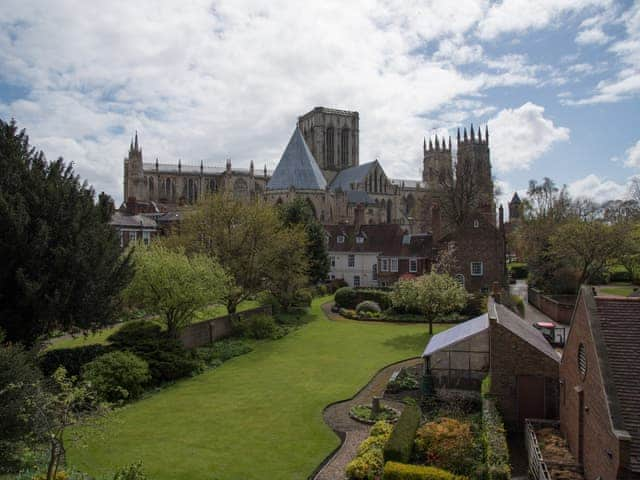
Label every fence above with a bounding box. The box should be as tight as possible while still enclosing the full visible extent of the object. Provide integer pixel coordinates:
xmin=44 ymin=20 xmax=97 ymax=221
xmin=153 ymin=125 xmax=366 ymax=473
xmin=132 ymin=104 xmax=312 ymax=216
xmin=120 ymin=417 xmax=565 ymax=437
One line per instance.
xmin=179 ymin=305 xmax=272 ymax=349
xmin=525 ymin=419 xmax=553 ymax=480
xmin=528 ymin=287 xmax=576 ymax=325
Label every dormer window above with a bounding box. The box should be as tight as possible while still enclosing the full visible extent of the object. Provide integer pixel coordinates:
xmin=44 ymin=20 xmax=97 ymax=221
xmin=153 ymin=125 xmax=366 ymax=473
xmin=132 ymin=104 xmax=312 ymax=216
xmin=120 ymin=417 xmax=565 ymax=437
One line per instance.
xmin=356 ymin=235 xmax=364 ymax=244
xmin=337 ymin=235 xmax=345 ymax=244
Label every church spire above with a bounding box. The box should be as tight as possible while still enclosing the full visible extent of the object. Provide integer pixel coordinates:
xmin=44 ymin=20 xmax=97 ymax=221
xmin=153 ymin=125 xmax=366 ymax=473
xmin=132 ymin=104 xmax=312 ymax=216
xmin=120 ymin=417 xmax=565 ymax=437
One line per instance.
xmin=485 ymin=125 xmax=489 ymax=145
xmin=470 ymin=123 xmax=475 ymax=141
xmin=134 ymin=131 xmax=139 ymax=151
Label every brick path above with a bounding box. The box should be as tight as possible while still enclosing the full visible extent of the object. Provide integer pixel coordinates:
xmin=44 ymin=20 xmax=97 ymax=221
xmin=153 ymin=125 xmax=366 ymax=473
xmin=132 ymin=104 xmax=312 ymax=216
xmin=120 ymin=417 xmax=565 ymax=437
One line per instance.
xmin=313 ymin=302 xmax=421 ymax=480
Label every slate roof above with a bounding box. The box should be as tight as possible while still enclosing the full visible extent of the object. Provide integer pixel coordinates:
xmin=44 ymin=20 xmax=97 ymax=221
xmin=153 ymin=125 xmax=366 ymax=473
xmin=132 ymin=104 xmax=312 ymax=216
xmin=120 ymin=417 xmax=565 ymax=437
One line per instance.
xmin=325 ymin=224 xmax=433 ymax=257
xmin=423 ymin=314 xmax=489 ymax=357
xmin=329 ymin=161 xmax=376 ymax=191
xmin=110 ymin=212 xmax=158 ymax=229
xmin=493 ymin=303 xmax=560 ymax=362
xmin=266 ymin=127 xmax=327 ymax=191
xmin=510 ymin=192 xmax=521 ymax=204
xmin=594 ymin=295 xmax=640 ymax=472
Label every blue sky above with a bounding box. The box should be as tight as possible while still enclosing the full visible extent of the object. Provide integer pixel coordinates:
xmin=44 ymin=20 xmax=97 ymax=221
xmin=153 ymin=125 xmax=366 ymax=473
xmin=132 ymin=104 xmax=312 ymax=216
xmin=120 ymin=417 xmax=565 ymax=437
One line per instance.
xmin=1 ymin=0 xmax=639 ymax=207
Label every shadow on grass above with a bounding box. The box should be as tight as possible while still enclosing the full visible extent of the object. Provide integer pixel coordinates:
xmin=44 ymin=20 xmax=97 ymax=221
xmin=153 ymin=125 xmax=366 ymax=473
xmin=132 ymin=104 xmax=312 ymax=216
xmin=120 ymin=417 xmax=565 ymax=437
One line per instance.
xmin=383 ymin=331 xmax=429 ymax=352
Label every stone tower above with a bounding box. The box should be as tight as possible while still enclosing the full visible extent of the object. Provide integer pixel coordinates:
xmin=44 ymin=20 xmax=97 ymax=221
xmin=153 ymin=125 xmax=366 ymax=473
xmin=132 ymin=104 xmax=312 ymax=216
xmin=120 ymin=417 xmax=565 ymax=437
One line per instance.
xmin=456 ymin=124 xmax=495 ymax=225
xmin=297 ymin=107 xmax=359 ymax=183
xmin=123 ymin=132 xmax=145 ymax=201
xmin=508 ymin=192 xmax=522 ymax=222
xmin=422 ymin=134 xmax=452 ymax=190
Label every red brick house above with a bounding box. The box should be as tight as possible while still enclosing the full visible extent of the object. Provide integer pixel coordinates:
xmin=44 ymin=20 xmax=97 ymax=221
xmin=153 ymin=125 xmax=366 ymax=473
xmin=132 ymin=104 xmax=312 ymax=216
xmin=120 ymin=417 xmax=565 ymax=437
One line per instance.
xmin=559 ymin=286 xmax=640 ymax=480
xmin=110 ymin=211 xmax=159 ymax=248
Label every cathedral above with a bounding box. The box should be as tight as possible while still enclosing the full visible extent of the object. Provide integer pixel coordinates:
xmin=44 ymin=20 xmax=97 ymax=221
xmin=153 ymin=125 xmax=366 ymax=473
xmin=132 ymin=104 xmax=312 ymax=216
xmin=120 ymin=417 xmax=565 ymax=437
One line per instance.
xmin=122 ymin=106 xmax=495 ymax=233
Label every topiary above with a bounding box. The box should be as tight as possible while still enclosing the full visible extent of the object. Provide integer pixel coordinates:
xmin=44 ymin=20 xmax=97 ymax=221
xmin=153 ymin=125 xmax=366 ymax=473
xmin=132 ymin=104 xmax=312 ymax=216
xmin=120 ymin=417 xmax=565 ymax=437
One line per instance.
xmin=383 ymin=404 xmax=421 ymax=463
xmin=82 ymin=351 xmax=151 ymax=403
xmin=356 ymin=300 xmax=382 ymax=314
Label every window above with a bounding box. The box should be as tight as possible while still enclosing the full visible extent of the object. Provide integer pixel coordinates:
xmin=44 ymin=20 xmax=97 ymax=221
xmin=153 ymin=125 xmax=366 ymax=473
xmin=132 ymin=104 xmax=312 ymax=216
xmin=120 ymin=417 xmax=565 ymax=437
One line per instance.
xmin=330 ymin=256 xmax=335 ymax=267
xmin=372 ymin=264 xmax=378 ymax=280
xmin=409 ymin=258 xmax=417 ymax=273
xmin=353 ymin=275 xmax=360 ymax=287
xmin=390 ymin=257 xmax=398 ymax=272
xmin=578 ymin=343 xmax=587 ymax=376
xmin=337 ymin=235 xmax=345 ymax=244
xmin=348 ymin=254 xmax=355 ymax=268
xmin=455 ymin=274 xmax=465 ymax=286
xmin=142 ymin=231 xmax=151 ymax=245
xmin=330 ymin=274 xmax=335 ymax=280
xmin=119 ymin=231 xmax=124 ymax=248
xmin=325 ymin=127 xmax=335 ymax=166
xmin=129 ymin=231 xmax=137 ymax=242
xmin=473 ymin=219 xmax=479 ymax=228
xmin=471 ymin=261 xmax=483 ymax=276
xmin=381 ymin=258 xmax=389 ymax=272
xmin=356 ymin=235 xmax=364 ymax=244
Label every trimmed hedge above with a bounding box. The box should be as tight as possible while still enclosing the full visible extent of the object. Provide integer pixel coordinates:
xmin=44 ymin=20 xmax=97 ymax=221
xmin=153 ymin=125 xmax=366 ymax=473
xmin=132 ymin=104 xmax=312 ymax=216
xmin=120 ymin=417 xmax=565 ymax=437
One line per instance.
xmin=335 ymin=287 xmax=392 ymax=310
xmin=508 ymin=263 xmax=528 ymax=280
xmin=346 ymin=421 xmax=393 ymax=480
xmin=356 ymin=300 xmax=382 ymax=314
xmin=39 ymin=344 xmax=111 ymax=377
xmin=382 ymin=462 xmax=468 ymax=480
xmin=383 ymin=404 xmax=421 ymax=463
xmin=482 ymin=398 xmax=510 ymax=480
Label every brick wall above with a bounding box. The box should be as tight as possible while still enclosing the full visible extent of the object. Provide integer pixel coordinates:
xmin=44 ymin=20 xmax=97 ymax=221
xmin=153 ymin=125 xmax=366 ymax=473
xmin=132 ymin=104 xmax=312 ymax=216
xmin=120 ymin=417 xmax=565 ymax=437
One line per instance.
xmin=528 ymin=287 xmax=576 ymax=325
xmin=489 ymin=316 xmax=559 ymax=431
xmin=179 ymin=305 xmax=272 ymax=349
xmin=559 ymin=295 xmax=628 ymax=480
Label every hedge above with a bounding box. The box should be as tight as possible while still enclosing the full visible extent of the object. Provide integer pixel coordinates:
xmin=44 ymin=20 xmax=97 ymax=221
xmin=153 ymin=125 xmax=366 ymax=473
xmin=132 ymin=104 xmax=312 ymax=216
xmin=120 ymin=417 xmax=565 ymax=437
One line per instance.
xmin=482 ymin=398 xmax=510 ymax=480
xmin=383 ymin=404 xmax=421 ymax=463
xmin=382 ymin=462 xmax=468 ymax=480
xmin=335 ymin=287 xmax=392 ymax=310
xmin=39 ymin=344 xmax=112 ymax=377
xmin=508 ymin=263 xmax=528 ymax=280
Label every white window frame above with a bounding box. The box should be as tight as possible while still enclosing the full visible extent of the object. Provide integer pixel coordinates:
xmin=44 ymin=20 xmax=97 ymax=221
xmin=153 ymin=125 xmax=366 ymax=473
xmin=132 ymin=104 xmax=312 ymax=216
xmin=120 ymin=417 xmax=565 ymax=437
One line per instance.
xmin=409 ymin=258 xmax=417 ymax=273
xmin=356 ymin=236 xmax=364 ymax=244
xmin=337 ymin=235 xmax=345 ymax=244
xmin=390 ymin=257 xmax=398 ymax=272
xmin=381 ymin=258 xmax=389 ymax=272
xmin=130 ymin=231 xmax=137 ymax=242
xmin=473 ymin=219 xmax=479 ymax=228
xmin=455 ymin=274 xmax=465 ymax=286
xmin=348 ymin=254 xmax=355 ymax=268
xmin=142 ymin=230 xmax=151 ymax=245
xmin=330 ymin=256 xmax=336 ymax=267
xmin=471 ymin=261 xmax=483 ymax=276
xmin=353 ymin=275 xmax=361 ymax=287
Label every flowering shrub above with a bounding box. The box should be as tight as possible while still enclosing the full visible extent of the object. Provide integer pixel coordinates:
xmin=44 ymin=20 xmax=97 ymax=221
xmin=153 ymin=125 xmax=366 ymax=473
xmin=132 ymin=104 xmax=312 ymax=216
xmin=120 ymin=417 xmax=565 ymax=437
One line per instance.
xmin=414 ymin=418 xmax=475 ymax=475
xmin=345 ymin=421 xmax=392 ymax=480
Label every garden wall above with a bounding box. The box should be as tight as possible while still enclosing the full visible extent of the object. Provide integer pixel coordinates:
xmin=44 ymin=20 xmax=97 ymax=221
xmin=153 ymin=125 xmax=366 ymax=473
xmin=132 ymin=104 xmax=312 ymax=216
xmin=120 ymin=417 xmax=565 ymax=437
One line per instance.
xmin=528 ymin=287 xmax=576 ymax=325
xmin=179 ymin=305 xmax=272 ymax=349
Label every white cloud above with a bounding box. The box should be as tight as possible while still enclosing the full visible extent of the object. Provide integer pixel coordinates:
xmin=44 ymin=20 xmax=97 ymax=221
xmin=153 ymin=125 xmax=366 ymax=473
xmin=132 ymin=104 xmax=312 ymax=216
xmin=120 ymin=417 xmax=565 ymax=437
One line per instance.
xmin=567 ymin=174 xmax=628 ymax=202
xmin=488 ymin=102 xmax=570 ymax=172
xmin=624 ymin=140 xmax=640 ymax=168
xmin=575 ymin=27 xmax=611 ymax=45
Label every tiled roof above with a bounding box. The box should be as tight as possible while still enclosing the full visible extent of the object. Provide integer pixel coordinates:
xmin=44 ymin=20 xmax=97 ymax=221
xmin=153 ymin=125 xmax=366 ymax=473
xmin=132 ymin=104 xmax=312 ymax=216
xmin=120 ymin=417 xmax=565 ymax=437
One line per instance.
xmin=423 ymin=314 xmax=489 ymax=357
xmin=329 ymin=162 xmax=376 ymax=191
xmin=110 ymin=212 xmax=158 ymax=228
xmin=325 ymin=224 xmax=432 ymax=257
xmin=595 ymin=296 xmax=640 ymax=472
xmin=266 ymin=127 xmax=327 ymax=191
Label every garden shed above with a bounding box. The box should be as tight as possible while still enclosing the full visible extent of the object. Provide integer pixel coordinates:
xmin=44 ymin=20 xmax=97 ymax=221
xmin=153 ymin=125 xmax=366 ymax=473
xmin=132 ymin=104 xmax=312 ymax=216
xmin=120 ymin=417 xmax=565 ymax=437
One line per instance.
xmin=422 ymin=314 xmax=490 ymax=390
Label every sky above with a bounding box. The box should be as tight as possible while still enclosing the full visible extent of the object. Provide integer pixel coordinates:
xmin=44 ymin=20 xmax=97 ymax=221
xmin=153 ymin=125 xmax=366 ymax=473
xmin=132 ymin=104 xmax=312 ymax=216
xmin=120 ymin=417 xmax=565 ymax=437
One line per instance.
xmin=1 ymin=0 xmax=639 ymax=208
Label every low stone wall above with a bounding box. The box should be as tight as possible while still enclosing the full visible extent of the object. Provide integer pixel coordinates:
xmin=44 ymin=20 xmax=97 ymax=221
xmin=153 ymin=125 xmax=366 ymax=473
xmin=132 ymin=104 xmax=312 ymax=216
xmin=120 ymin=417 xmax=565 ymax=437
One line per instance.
xmin=179 ymin=305 xmax=272 ymax=349
xmin=528 ymin=287 xmax=576 ymax=325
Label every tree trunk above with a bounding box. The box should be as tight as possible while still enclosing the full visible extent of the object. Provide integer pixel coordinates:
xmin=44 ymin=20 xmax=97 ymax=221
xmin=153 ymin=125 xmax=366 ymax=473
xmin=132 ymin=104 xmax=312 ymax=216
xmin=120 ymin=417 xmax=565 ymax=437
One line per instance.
xmin=227 ymin=299 xmax=238 ymax=314
xmin=428 ymin=316 xmax=433 ymax=336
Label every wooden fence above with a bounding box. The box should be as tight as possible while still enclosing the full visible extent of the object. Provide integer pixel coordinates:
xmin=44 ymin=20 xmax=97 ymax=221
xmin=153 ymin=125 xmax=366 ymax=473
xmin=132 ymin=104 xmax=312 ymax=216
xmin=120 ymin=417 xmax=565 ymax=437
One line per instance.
xmin=179 ymin=305 xmax=272 ymax=349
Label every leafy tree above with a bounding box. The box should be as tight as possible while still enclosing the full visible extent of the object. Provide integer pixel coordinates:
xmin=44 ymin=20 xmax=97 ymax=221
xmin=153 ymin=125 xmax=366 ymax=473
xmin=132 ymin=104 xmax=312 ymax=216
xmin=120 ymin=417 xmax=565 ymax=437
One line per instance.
xmin=278 ymin=198 xmax=330 ymax=284
xmin=618 ymin=224 xmax=640 ymax=283
xmin=170 ymin=193 xmax=308 ymax=313
xmin=0 ymin=119 xmax=132 ymax=345
xmin=391 ymin=274 xmax=467 ymax=335
xmin=123 ymin=244 xmax=228 ymax=337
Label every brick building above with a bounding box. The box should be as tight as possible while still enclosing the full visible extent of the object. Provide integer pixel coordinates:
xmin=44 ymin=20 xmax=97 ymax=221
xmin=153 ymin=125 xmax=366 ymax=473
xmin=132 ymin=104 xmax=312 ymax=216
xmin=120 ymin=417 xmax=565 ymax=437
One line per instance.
xmin=489 ymin=302 xmax=560 ymax=431
xmin=559 ymin=286 xmax=640 ymax=480
xmin=109 ymin=211 xmax=159 ymax=248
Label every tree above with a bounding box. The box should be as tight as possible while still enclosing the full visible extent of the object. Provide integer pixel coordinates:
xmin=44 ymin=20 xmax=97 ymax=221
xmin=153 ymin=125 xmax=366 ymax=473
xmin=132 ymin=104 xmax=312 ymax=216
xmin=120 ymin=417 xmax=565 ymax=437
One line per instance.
xmin=431 ymin=242 xmax=459 ymax=276
xmin=0 ymin=119 xmax=132 ymax=345
xmin=392 ymin=274 xmax=467 ymax=335
xmin=617 ymin=223 xmax=640 ymax=283
xmin=278 ymin=198 xmax=330 ymax=284
xmin=170 ymin=193 xmax=307 ymax=313
xmin=123 ymin=244 xmax=228 ymax=337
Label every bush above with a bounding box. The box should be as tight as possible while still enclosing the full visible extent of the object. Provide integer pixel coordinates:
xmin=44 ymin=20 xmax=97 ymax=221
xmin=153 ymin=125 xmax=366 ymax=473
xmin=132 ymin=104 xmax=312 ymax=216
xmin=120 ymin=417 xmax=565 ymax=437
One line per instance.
xmin=107 ymin=320 xmax=163 ymax=349
xmin=382 ymin=461 xmax=468 ymax=480
xmin=335 ymin=287 xmax=392 ymax=310
xmin=346 ymin=421 xmax=392 ymax=480
xmin=460 ymin=294 xmax=487 ymax=318
xmin=609 ymin=265 xmax=632 ymax=283
xmin=386 ymin=370 xmax=419 ymax=394
xmin=82 ymin=351 xmax=151 ymax=403
xmin=370 ymin=420 xmax=394 ymax=437
xmin=257 ymin=291 xmax=283 ymax=314
xmin=383 ymin=404 xmax=421 ymax=463
xmin=508 ymin=263 xmax=528 ymax=280
xmin=326 ymin=278 xmax=348 ymax=294
xmin=414 ymin=418 xmax=475 ymax=475
xmin=294 ymin=288 xmax=313 ymax=307
xmin=198 ymin=338 xmax=253 ymax=363
xmin=482 ymin=399 xmax=510 ymax=480
xmin=39 ymin=344 xmax=111 ymax=377
xmin=232 ymin=314 xmax=278 ymax=339
xmin=112 ymin=461 xmax=147 ymax=480
xmin=356 ymin=300 xmax=382 ymax=314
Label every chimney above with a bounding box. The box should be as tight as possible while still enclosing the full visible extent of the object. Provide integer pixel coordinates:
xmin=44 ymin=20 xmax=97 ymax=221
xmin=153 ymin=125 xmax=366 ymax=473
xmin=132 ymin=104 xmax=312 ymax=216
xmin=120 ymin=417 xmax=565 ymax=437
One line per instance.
xmin=431 ymin=203 xmax=441 ymax=241
xmin=354 ymin=203 xmax=365 ymax=232
xmin=126 ymin=196 xmax=137 ymax=215
xmin=499 ymin=204 xmax=504 ymax=231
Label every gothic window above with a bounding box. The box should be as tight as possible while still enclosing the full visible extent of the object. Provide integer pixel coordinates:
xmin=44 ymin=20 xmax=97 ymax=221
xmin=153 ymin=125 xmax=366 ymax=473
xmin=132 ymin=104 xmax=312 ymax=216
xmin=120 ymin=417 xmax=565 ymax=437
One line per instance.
xmin=405 ymin=194 xmax=415 ymax=216
xmin=166 ymin=178 xmax=171 ymax=196
xmin=341 ymin=128 xmax=349 ymax=166
xmin=187 ymin=178 xmax=198 ymax=203
xmin=325 ymin=127 xmax=335 ymax=167
xmin=374 ymin=170 xmax=378 ymax=193
xmin=233 ymin=178 xmax=248 ymax=198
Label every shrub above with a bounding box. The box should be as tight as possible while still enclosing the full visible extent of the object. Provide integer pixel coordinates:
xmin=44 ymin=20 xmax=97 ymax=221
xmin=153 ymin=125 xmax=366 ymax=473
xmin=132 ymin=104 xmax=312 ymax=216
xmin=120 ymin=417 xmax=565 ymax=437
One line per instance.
xmin=335 ymin=287 xmax=392 ymax=310
xmin=609 ymin=265 xmax=632 ymax=283
xmin=294 ymin=288 xmax=313 ymax=307
xmin=508 ymin=263 xmax=528 ymax=280
xmin=199 ymin=338 xmax=253 ymax=363
xmin=82 ymin=351 xmax=151 ymax=403
xmin=107 ymin=320 xmax=163 ymax=349
xmin=370 ymin=420 xmax=394 ymax=437
xmin=232 ymin=314 xmax=278 ymax=339
xmin=460 ymin=294 xmax=487 ymax=318
xmin=387 ymin=370 xmax=419 ymax=394
xmin=39 ymin=344 xmax=111 ymax=377
xmin=257 ymin=291 xmax=283 ymax=314
xmin=356 ymin=300 xmax=382 ymax=314
xmin=414 ymin=418 xmax=475 ymax=475
xmin=482 ymin=399 xmax=510 ymax=480
xmin=382 ymin=461 xmax=468 ymax=480
xmin=326 ymin=278 xmax=348 ymax=294
xmin=481 ymin=376 xmax=491 ymax=398
xmin=383 ymin=404 xmax=421 ymax=463
xmin=112 ymin=461 xmax=147 ymax=480
xmin=346 ymin=421 xmax=392 ymax=480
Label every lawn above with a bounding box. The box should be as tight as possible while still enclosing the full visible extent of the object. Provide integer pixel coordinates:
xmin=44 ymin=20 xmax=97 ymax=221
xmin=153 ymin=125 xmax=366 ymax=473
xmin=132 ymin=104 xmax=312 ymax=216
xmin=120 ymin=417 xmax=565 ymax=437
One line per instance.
xmin=67 ymin=297 xmax=443 ymax=480
xmin=600 ymin=285 xmax=635 ymax=297
xmin=48 ymin=300 xmax=260 ymax=350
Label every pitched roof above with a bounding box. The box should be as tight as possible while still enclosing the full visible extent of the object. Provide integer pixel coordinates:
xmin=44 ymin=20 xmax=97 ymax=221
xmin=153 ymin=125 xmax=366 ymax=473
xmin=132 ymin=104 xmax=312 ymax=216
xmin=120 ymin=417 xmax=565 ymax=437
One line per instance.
xmin=510 ymin=192 xmax=521 ymax=204
xmin=329 ymin=161 xmax=376 ymax=191
xmin=325 ymin=224 xmax=433 ymax=257
xmin=110 ymin=212 xmax=158 ymax=228
xmin=493 ymin=302 xmax=560 ymax=362
xmin=423 ymin=314 xmax=489 ymax=357
xmin=594 ymin=295 xmax=640 ymax=472
xmin=266 ymin=127 xmax=327 ymax=191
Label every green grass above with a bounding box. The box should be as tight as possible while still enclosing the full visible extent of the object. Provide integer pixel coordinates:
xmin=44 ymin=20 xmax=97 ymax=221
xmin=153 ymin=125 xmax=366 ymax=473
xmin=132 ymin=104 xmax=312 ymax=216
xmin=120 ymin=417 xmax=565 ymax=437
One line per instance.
xmin=48 ymin=300 xmax=262 ymax=350
xmin=67 ymin=297 xmax=444 ymax=480
xmin=600 ymin=285 xmax=635 ymax=297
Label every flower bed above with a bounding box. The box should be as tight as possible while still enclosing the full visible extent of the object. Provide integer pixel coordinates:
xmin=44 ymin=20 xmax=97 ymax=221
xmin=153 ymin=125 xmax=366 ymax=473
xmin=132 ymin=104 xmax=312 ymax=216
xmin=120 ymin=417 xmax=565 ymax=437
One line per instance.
xmin=349 ymin=404 xmax=400 ymax=424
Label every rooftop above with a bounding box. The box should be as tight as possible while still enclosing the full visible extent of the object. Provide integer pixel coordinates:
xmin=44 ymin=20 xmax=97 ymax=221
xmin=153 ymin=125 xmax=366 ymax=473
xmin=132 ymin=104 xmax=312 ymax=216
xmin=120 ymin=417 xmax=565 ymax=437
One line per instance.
xmin=422 ymin=313 xmax=489 ymax=357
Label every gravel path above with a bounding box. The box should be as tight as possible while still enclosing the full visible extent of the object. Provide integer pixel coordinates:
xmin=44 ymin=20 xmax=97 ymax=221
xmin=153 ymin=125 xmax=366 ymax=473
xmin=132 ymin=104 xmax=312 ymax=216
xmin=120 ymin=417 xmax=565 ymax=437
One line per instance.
xmin=313 ymin=302 xmax=422 ymax=480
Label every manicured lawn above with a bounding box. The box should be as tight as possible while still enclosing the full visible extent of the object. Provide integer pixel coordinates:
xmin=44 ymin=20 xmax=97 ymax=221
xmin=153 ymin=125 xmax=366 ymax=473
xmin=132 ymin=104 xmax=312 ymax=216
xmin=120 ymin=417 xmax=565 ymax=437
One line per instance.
xmin=48 ymin=300 xmax=261 ymax=350
xmin=600 ymin=285 xmax=636 ymax=297
xmin=67 ymin=297 xmax=444 ymax=480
